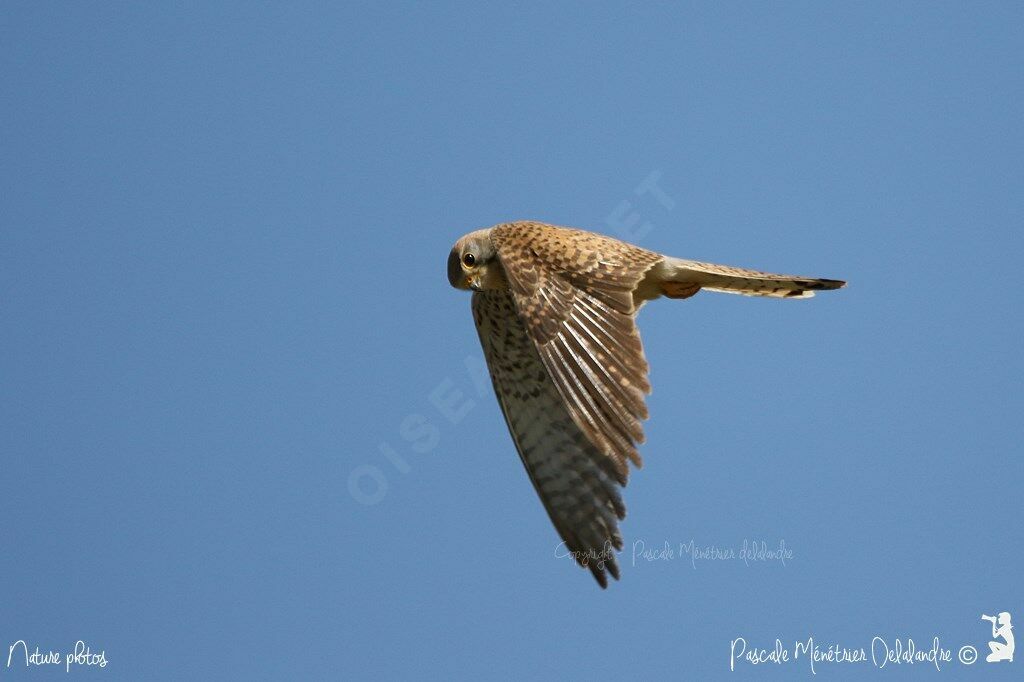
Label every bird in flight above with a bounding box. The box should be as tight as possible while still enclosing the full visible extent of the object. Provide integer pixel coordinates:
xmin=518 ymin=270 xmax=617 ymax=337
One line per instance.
xmin=447 ymin=221 xmax=845 ymax=587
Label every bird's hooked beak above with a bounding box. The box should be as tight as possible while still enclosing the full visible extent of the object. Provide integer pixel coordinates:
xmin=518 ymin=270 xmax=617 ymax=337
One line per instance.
xmin=447 ymin=249 xmax=475 ymax=290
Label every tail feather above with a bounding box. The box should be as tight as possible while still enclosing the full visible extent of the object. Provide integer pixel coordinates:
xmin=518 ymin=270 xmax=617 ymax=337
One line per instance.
xmin=658 ymin=257 xmax=846 ymax=300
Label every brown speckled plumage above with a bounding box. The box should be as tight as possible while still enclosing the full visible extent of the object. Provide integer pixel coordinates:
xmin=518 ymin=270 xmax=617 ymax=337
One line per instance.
xmin=449 ymin=221 xmax=845 ymax=587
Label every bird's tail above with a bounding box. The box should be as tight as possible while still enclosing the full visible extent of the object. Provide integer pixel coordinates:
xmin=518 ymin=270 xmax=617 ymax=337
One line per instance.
xmin=655 ymin=257 xmax=846 ymax=300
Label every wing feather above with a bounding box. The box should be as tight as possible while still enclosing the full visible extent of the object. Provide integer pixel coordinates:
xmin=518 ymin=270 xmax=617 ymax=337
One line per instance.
xmin=490 ymin=222 xmax=662 ymax=483
xmin=473 ymin=291 xmax=624 ymax=587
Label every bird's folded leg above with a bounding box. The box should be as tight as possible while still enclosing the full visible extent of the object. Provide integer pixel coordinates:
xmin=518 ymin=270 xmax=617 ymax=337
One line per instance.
xmin=660 ymin=282 xmax=701 ymax=299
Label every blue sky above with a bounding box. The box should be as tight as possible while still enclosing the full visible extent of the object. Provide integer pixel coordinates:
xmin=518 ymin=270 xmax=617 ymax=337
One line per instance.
xmin=2 ymin=2 xmax=1022 ymax=679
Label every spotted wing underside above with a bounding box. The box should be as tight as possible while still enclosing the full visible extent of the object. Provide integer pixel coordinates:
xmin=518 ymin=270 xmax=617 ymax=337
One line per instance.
xmin=472 ymin=291 xmax=628 ymax=586
xmin=490 ymin=223 xmax=662 ymax=485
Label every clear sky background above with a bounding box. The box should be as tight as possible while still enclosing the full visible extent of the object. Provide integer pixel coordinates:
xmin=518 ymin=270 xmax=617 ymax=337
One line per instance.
xmin=2 ymin=2 xmax=1022 ymax=679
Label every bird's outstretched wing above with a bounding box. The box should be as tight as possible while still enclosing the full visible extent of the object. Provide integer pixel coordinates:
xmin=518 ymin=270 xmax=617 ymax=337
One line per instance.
xmin=472 ymin=290 xmax=626 ymax=587
xmin=489 ymin=223 xmax=662 ymax=484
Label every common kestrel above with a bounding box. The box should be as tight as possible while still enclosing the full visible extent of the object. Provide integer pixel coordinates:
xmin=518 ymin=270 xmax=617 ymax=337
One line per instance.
xmin=447 ymin=221 xmax=844 ymax=587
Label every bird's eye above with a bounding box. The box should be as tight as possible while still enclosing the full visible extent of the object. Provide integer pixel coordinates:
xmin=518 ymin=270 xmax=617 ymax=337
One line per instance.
xmin=462 ymin=253 xmax=476 ymax=267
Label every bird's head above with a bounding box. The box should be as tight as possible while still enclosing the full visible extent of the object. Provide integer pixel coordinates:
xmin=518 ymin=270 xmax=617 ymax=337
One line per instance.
xmin=447 ymin=228 xmax=505 ymax=291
